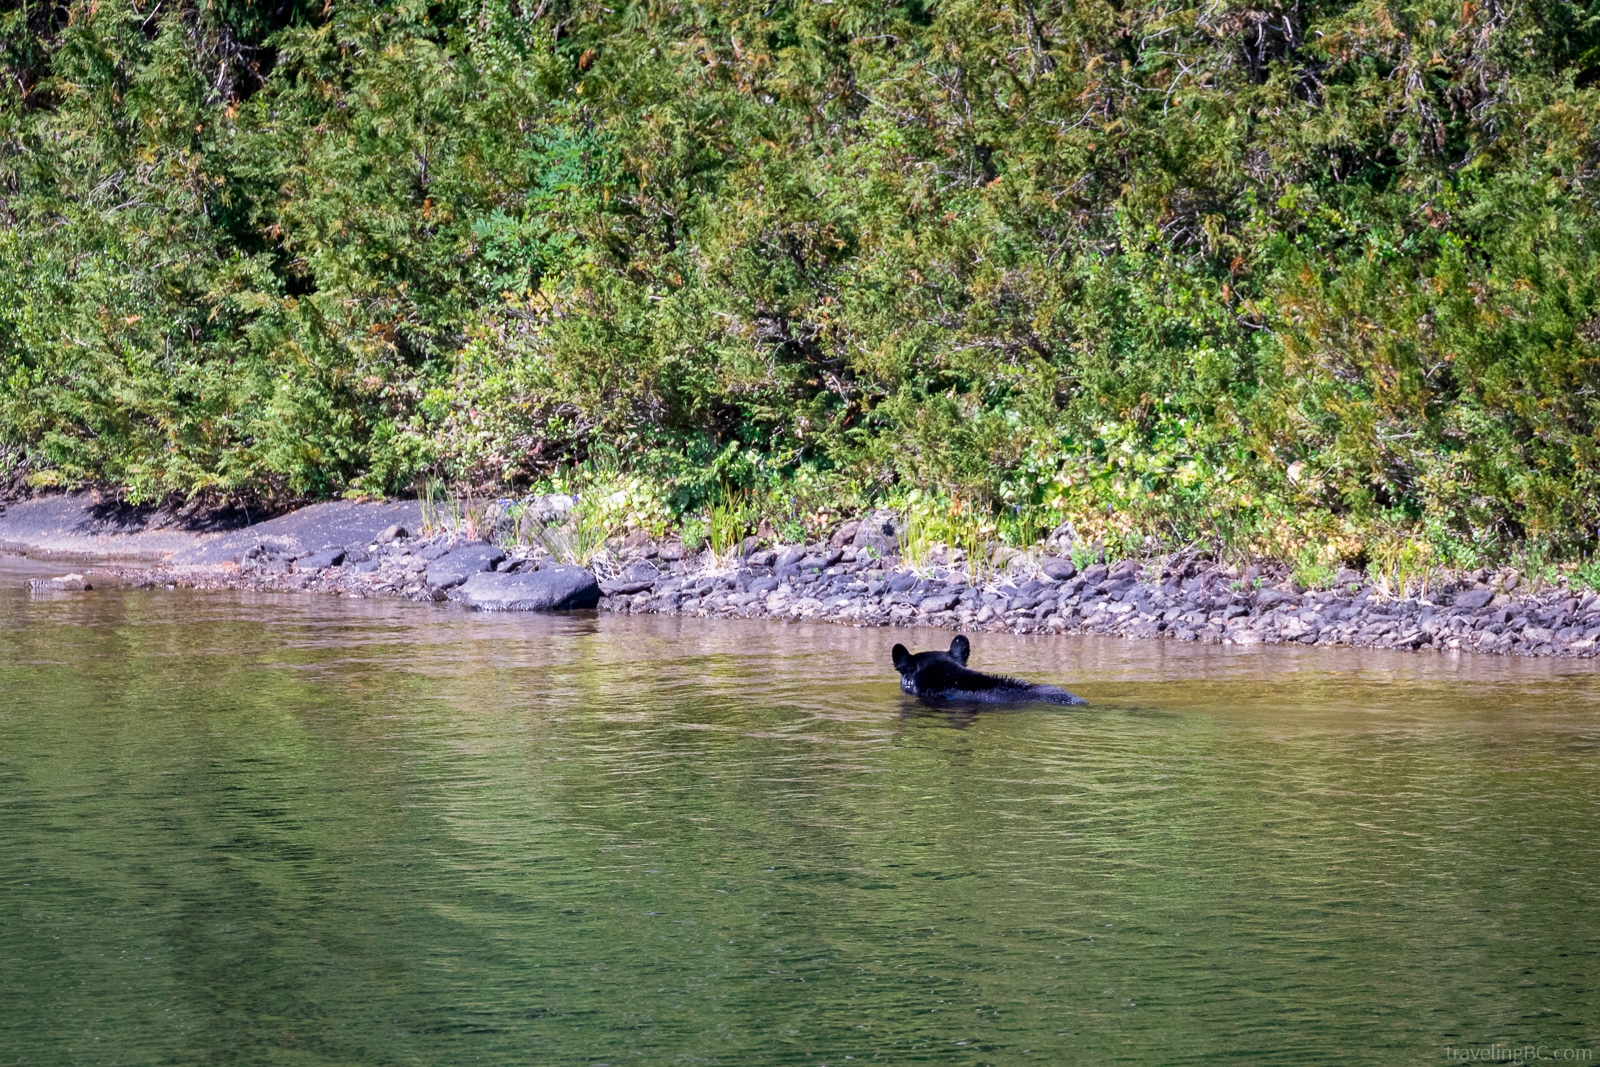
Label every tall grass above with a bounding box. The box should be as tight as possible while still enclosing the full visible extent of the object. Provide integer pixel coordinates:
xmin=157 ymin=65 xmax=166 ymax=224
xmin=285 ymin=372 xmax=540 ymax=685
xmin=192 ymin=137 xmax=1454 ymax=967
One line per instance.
xmin=897 ymin=493 xmax=997 ymax=584
xmin=418 ymin=478 xmax=490 ymax=540
xmin=706 ymin=493 xmax=755 ymax=566
xmin=535 ymin=499 xmax=613 ymax=569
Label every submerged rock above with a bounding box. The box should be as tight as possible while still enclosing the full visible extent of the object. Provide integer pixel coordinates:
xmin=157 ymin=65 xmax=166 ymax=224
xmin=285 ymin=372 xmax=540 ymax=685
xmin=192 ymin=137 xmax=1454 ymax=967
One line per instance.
xmin=28 ymin=573 xmax=92 ymax=592
xmin=458 ymin=567 xmax=601 ymax=611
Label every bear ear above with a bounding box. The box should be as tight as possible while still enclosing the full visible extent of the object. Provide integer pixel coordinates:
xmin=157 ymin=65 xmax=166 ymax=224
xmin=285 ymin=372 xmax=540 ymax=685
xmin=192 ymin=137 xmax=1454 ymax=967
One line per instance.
xmin=891 ymin=644 xmax=911 ymax=671
xmin=949 ymin=634 xmax=971 ymax=665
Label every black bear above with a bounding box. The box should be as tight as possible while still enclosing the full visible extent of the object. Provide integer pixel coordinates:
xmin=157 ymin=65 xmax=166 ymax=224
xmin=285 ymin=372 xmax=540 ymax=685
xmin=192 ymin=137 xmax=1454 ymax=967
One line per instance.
xmin=890 ymin=635 xmax=1086 ymax=705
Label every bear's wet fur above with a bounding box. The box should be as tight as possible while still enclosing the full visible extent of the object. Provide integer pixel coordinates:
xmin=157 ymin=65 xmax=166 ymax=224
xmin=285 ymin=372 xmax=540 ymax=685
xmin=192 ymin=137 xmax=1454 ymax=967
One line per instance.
xmin=890 ymin=635 xmax=1086 ymax=706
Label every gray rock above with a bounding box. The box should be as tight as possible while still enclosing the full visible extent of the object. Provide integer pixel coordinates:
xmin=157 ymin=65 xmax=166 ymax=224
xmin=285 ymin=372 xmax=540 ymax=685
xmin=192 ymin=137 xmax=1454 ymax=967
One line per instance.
xmin=376 ymin=523 xmax=408 ymax=544
xmin=1453 ymin=588 xmax=1494 ymax=610
xmin=295 ymin=546 xmax=346 ymax=571
xmin=621 ymin=559 xmax=661 ymax=583
xmin=919 ymin=593 xmax=960 ymax=613
xmin=427 ymin=543 xmax=506 ymax=590
xmin=852 ymin=509 xmax=900 ymax=554
xmin=521 ymin=493 xmax=575 ymax=526
xmin=800 ymin=548 xmax=845 ymax=570
xmin=417 ymin=539 xmax=456 ymax=561
xmin=601 ymin=579 xmax=656 ymax=595
xmin=28 ymin=573 xmax=92 ymax=592
xmin=1080 ymin=563 xmax=1108 ymax=584
xmin=458 ymin=567 xmax=601 ymax=611
xmin=1256 ymin=589 xmax=1301 ymax=611
xmin=1041 ymin=558 xmax=1077 ymax=581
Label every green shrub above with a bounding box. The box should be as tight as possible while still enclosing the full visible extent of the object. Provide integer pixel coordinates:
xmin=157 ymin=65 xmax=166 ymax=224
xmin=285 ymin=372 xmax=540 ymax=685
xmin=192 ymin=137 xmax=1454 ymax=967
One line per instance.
xmin=4 ymin=0 xmax=1600 ymax=570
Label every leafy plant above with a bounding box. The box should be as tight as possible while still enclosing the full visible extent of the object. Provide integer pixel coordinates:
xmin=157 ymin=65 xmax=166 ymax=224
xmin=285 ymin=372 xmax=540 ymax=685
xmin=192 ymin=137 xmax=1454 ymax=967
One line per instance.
xmin=1069 ymin=541 xmax=1100 ymax=573
xmin=5 ymin=0 xmax=1600 ymax=580
xmin=1291 ymin=543 xmax=1340 ymax=592
xmin=679 ymin=515 xmax=707 ymax=555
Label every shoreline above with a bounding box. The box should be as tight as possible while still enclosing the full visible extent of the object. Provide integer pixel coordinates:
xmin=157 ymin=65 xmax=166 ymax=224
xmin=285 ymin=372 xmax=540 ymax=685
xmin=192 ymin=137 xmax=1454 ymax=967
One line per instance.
xmin=6 ymin=491 xmax=1599 ymax=659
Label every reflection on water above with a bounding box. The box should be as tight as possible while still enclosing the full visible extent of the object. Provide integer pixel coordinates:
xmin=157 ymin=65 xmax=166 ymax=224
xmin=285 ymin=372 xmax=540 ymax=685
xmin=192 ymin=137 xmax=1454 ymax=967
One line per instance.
xmin=1 ymin=554 xmax=1597 ymax=1065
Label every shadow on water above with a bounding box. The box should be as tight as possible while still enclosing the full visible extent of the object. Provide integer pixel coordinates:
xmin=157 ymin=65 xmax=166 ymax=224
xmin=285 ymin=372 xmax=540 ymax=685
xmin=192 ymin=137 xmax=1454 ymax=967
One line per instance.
xmin=2 ymin=554 xmax=1598 ymax=1066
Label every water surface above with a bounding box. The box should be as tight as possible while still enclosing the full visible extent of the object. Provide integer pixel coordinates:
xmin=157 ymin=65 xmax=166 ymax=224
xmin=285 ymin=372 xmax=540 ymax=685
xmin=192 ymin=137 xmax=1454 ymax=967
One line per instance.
xmin=2 ymin=555 xmax=1597 ymax=1065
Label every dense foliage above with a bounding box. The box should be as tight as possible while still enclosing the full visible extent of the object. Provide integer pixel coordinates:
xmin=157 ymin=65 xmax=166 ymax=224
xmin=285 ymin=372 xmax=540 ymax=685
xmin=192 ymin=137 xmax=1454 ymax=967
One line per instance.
xmin=6 ymin=0 xmax=1600 ymax=567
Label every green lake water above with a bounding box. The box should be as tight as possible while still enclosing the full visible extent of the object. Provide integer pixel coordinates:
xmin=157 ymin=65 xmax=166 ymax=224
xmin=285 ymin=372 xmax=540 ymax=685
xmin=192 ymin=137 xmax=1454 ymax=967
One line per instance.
xmin=2 ymin=554 xmax=1597 ymax=1065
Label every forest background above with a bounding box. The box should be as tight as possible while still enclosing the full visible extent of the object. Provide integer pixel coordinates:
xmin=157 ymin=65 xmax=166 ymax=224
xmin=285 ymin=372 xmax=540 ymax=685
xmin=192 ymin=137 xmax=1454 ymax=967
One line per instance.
xmin=5 ymin=0 xmax=1600 ymax=584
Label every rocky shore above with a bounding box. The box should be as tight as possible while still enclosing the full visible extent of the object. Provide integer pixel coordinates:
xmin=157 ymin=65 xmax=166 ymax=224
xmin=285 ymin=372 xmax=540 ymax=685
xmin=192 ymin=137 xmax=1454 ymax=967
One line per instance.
xmin=104 ymin=508 xmax=1600 ymax=660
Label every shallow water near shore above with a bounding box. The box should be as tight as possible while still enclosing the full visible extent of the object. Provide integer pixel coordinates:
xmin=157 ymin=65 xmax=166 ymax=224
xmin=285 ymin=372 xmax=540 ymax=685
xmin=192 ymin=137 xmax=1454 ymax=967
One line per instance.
xmin=2 ymin=554 xmax=1598 ymax=1065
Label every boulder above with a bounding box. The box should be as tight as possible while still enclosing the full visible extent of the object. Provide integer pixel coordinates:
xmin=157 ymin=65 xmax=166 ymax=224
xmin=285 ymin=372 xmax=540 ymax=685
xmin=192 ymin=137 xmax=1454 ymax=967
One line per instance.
xmin=601 ymin=578 xmax=656 ymax=596
xmin=458 ymin=567 xmax=601 ymax=611
xmin=799 ymin=548 xmax=845 ymax=571
xmin=417 ymin=538 xmax=456 ymax=561
xmin=295 ymin=546 xmax=346 ymax=571
xmin=1453 ymin=588 xmax=1494 ymax=611
xmin=1040 ymin=557 xmax=1077 ymax=582
xmin=852 ymin=509 xmax=900 ymax=555
xmin=427 ymin=543 xmax=506 ymax=590
xmin=774 ymin=544 xmax=807 ymax=568
xmin=523 ymin=494 xmax=575 ymax=526
xmin=620 ymin=559 xmax=662 ymax=583
xmin=1256 ymin=589 xmax=1302 ymax=611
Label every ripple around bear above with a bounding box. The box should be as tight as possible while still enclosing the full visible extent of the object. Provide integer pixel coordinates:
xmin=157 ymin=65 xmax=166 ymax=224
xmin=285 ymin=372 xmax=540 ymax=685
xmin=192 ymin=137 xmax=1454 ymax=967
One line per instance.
xmin=891 ymin=635 xmax=1087 ymax=706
